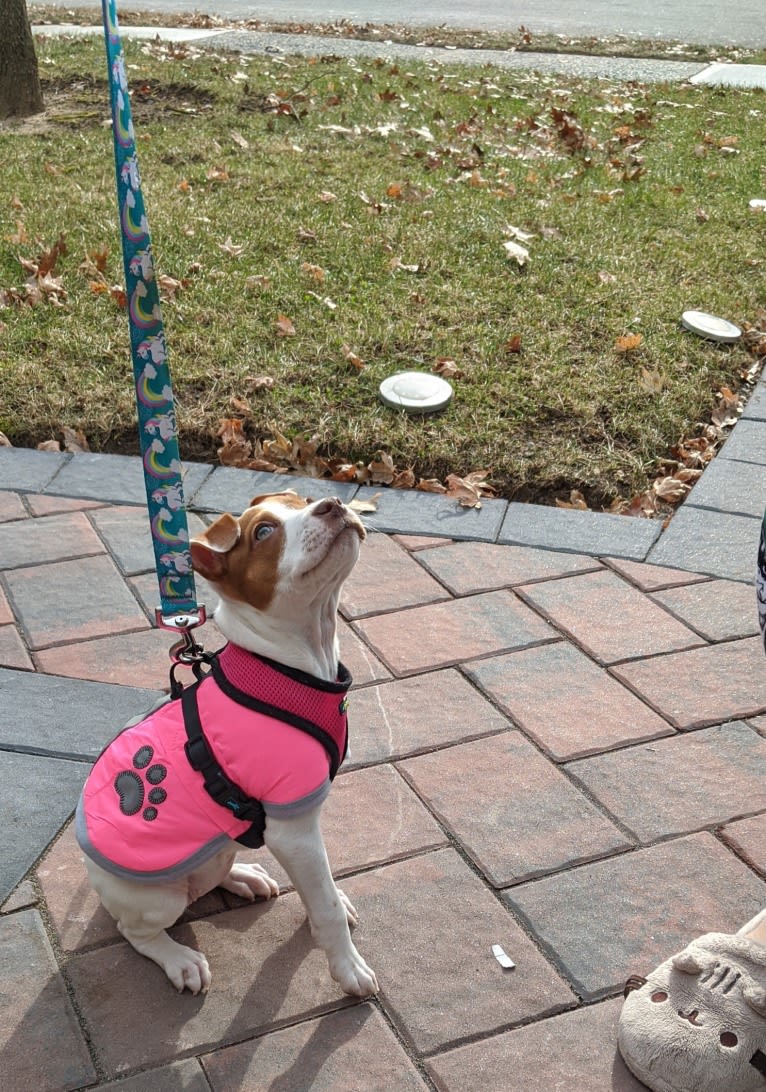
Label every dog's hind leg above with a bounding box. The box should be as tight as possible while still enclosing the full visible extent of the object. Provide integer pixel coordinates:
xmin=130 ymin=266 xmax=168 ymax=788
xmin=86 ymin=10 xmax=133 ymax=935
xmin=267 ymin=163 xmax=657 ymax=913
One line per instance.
xmin=219 ymin=860 xmax=280 ymax=901
xmin=84 ymin=859 xmax=212 ymax=994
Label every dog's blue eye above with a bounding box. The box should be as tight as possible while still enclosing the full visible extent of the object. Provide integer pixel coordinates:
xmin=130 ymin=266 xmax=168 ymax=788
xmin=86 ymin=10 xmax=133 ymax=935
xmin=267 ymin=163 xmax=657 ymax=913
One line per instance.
xmin=254 ymin=523 xmax=275 ymax=542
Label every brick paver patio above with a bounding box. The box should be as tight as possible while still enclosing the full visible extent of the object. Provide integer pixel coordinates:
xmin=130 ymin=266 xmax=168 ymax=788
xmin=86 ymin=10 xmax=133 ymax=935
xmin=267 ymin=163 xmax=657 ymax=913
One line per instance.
xmin=3 ymin=393 xmax=766 ymax=1091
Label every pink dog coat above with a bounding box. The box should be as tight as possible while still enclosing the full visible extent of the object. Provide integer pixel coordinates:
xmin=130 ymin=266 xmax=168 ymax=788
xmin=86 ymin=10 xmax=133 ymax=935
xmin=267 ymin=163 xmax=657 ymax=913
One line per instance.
xmin=75 ymin=644 xmax=350 ymax=883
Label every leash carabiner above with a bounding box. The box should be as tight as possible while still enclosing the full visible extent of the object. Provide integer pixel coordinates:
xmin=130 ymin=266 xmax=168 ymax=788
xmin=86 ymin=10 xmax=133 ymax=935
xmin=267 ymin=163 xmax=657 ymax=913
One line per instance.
xmin=156 ymin=607 xmax=210 ymax=697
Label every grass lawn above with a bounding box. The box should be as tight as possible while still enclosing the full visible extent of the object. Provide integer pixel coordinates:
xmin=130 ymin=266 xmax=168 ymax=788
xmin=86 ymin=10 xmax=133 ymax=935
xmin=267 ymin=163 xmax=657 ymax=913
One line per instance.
xmin=1 ymin=31 xmax=765 ymax=509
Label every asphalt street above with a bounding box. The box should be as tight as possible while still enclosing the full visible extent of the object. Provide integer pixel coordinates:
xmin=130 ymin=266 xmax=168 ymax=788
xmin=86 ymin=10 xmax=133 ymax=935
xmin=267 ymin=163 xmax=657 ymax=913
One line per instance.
xmin=38 ymin=0 xmax=766 ymax=48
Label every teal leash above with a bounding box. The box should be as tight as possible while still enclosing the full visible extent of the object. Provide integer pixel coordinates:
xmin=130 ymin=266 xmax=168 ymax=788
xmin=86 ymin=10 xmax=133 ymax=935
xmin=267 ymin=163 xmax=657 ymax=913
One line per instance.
xmin=101 ymin=0 xmax=205 ymax=648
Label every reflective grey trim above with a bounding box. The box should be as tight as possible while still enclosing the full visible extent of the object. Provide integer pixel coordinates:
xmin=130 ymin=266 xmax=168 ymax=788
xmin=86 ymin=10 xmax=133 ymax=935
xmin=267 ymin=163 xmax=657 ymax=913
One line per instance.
xmin=262 ymin=778 xmax=330 ymax=819
xmin=74 ymin=794 xmax=234 ymax=885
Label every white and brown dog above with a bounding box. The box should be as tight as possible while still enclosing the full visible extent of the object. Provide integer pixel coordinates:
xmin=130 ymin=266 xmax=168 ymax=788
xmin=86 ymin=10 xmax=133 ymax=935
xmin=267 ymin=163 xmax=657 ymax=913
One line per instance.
xmin=75 ymin=492 xmax=378 ymax=998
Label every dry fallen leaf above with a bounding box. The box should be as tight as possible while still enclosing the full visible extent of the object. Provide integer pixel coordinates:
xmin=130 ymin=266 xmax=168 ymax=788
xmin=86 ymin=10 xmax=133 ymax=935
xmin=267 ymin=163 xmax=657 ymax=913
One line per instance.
xmin=445 ymin=473 xmax=483 ymax=508
xmin=555 ymin=489 xmax=589 ymax=511
xmin=217 ymin=417 xmax=252 ymax=467
xmin=62 ymin=427 xmax=89 ymax=453
xmin=391 ymin=468 xmax=416 ymax=489
xmin=247 ymin=375 xmax=275 ymax=393
xmin=367 ymin=452 xmax=396 ymax=484
xmin=417 ymin=478 xmax=448 ymax=493
xmin=349 ymin=493 xmax=381 ymax=514
xmin=37 ymin=439 xmax=61 ymax=452
xmin=229 ymin=396 xmax=251 ymax=416
xmin=218 ymin=237 xmax=245 ymax=257
xmin=230 ymin=129 xmax=249 ymax=149
xmin=653 ymin=476 xmax=690 ymax=502
xmin=505 ymin=334 xmax=523 ymax=354
xmin=342 ymin=344 xmax=364 ymax=370
xmin=503 ymin=240 xmax=529 ymax=267
xmin=275 ymin=315 xmax=296 ymax=337
xmin=301 ymin=262 xmax=326 ymax=282
xmin=432 ymin=358 xmax=463 ymax=379
xmin=640 ymin=367 xmax=665 ymax=393
xmin=0 ymin=432 xmax=13 ymax=447
xmin=615 ymin=333 xmax=643 ymax=353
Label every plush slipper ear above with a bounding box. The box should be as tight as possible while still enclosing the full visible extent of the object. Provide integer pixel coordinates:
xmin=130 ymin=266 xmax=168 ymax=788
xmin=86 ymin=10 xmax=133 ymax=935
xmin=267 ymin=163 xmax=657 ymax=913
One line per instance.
xmin=190 ymin=513 xmax=240 ymax=579
xmin=750 ymin=1049 xmax=766 ymax=1078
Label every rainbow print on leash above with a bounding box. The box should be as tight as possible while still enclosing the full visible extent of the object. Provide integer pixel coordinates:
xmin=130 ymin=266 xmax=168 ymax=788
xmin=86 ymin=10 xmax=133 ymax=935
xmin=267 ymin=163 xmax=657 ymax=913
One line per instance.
xmin=101 ymin=0 xmax=199 ymax=617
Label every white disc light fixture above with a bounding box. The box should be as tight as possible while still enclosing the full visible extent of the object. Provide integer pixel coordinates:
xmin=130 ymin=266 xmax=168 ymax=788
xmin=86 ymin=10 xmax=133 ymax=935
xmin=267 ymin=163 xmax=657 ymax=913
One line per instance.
xmin=379 ymin=371 xmax=453 ymax=414
xmin=680 ymin=310 xmax=741 ymax=343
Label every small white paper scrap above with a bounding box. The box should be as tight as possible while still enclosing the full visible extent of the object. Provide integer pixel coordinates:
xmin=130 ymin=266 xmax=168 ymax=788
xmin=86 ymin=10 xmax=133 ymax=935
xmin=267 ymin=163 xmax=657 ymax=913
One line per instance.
xmin=492 ymin=944 xmax=515 ymax=970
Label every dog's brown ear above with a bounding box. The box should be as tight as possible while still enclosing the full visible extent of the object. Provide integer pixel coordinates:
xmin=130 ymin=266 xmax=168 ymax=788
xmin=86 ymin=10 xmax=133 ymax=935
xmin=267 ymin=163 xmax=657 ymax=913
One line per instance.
xmin=190 ymin=513 xmax=240 ymax=579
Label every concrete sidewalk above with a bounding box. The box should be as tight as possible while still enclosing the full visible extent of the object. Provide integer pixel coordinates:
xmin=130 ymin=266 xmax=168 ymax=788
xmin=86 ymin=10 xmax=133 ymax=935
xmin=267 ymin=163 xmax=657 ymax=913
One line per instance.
xmin=3 ymin=363 xmax=766 ymax=1090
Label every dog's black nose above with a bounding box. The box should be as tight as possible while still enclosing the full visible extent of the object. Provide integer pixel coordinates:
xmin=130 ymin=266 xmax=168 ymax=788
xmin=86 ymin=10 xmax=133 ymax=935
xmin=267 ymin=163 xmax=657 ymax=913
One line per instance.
xmin=313 ymin=497 xmax=343 ymax=516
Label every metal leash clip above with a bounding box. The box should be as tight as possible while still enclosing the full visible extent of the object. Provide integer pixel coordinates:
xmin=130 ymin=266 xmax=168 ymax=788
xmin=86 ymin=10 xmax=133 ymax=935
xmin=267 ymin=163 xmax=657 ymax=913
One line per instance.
xmin=155 ymin=607 xmax=209 ymax=696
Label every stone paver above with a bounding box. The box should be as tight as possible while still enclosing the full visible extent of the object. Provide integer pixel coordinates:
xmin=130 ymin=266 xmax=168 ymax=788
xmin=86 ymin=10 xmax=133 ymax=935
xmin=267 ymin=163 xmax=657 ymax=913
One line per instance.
xmin=45 ymin=452 xmax=212 ymax=506
xmin=500 ymin=501 xmax=662 ymax=559
xmin=613 ymin=636 xmax=766 ymax=729
xmin=0 ymin=585 xmax=13 ymax=626
xmin=0 ymin=668 xmax=163 ymax=759
xmin=0 ymin=446 xmax=66 ymax=492
xmin=518 ymin=568 xmax=703 ymax=664
xmin=0 ymin=509 xmax=105 ymax=570
xmin=427 ymin=997 xmax=644 ymax=1092
xmin=66 ymin=892 xmax=352 ymax=1078
xmin=0 ymin=910 xmax=96 ymax=1091
xmin=191 ymin=465 xmax=357 ymax=514
xmin=89 ymin=505 xmax=209 ymax=576
xmin=37 ymin=821 xmax=228 ymax=953
xmin=354 ymin=590 xmax=556 ymax=675
xmin=339 ymin=850 xmax=575 ymax=1053
xmin=650 ymin=577 xmax=760 ymax=641
xmin=243 ymin=764 xmax=449 ymax=890
xmin=353 ymin=485 xmax=507 ymax=541
xmin=505 ymin=833 xmax=766 ymax=1000
xmin=568 ymin=721 xmax=766 ymax=842
xmin=465 ymin=643 xmax=674 ymax=761
xmin=340 ymin=532 xmax=450 ymax=618
xmin=342 ymin=669 xmax=510 ymax=765
xmin=399 ymin=732 xmax=630 ymax=886
xmin=6 ymin=555 xmax=150 ymax=649
xmin=685 ymin=454 xmax=766 ymax=518
xmin=716 ymin=418 xmax=766 ymax=464
xmin=414 ymin=539 xmax=601 ymax=595
xmin=647 ymin=504 xmax=761 ymax=581
xmin=604 ymin=557 xmax=710 ymax=591
xmin=99 ymin=1060 xmax=211 ymax=1092
xmin=1 ymin=750 xmax=89 ymax=902
xmin=721 ymin=812 xmax=766 ymax=878
xmin=0 ymin=491 xmax=27 ymax=522
xmin=0 ymin=624 xmax=34 ymax=670
xmin=35 ymin=628 xmax=179 ymax=689
xmin=202 ymin=1004 xmax=429 ymax=1091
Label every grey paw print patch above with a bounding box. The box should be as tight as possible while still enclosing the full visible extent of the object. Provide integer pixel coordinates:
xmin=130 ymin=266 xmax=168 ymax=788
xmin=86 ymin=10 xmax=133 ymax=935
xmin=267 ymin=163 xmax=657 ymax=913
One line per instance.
xmin=114 ymin=745 xmax=168 ymax=821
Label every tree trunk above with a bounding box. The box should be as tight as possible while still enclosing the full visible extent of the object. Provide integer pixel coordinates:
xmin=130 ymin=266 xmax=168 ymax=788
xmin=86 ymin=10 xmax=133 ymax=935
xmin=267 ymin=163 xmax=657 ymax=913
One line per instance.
xmin=0 ymin=0 xmax=44 ymax=119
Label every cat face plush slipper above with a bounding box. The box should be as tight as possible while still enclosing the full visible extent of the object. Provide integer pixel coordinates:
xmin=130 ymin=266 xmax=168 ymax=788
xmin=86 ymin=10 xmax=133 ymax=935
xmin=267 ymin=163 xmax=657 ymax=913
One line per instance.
xmin=618 ymin=911 xmax=766 ymax=1092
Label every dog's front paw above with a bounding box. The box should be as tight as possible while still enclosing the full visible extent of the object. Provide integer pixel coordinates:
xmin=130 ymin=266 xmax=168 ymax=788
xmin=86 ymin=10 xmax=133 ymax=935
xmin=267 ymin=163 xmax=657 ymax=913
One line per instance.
xmin=221 ymin=862 xmax=280 ymax=901
xmin=330 ymin=945 xmax=379 ymax=998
